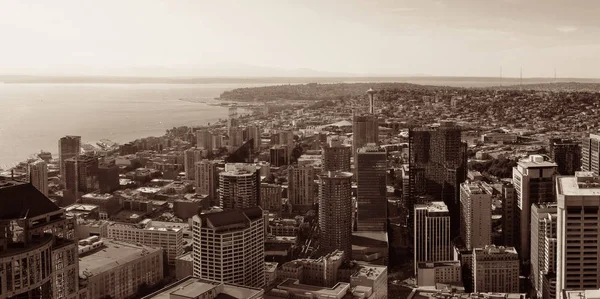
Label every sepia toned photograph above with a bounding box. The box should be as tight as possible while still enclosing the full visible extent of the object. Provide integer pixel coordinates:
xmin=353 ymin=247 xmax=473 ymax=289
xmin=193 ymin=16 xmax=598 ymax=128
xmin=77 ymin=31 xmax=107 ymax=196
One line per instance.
xmin=1 ymin=1 xmax=599 ymax=298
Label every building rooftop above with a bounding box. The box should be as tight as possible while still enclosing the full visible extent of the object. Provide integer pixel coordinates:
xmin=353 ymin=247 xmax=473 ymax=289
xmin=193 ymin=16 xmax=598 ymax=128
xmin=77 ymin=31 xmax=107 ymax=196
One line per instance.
xmin=197 ymin=207 xmax=263 ymax=230
xmin=516 ymin=154 xmax=557 ymax=168
xmin=409 ymin=288 xmax=526 ymax=299
xmin=318 ymin=171 xmax=353 ymax=179
xmin=415 ymin=201 xmax=449 ymax=213
xmin=275 ymin=278 xmax=350 ymax=297
xmin=265 ymin=262 xmax=278 ymax=273
xmin=474 ymin=245 xmax=518 ymax=256
xmin=557 ymin=171 xmax=600 ymax=196
xmin=564 ymin=289 xmax=600 ymax=299
xmin=142 ymin=276 xmax=263 ymax=299
xmin=79 ymin=239 xmax=162 ymax=279
xmin=351 ymin=264 xmax=387 ymax=280
xmin=0 ymin=181 xmax=61 ymax=219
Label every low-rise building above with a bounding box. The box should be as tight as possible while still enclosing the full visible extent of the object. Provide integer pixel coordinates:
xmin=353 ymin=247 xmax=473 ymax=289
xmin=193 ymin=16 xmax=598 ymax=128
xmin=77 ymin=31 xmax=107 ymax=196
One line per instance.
xmin=473 ymin=245 xmax=519 ymax=293
xmin=78 ymin=238 xmax=164 ymax=299
xmin=350 ymin=264 xmax=388 ymax=299
xmin=417 ymin=261 xmax=462 ymax=287
xmin=142 ymin=277 xmax=264 ymax=299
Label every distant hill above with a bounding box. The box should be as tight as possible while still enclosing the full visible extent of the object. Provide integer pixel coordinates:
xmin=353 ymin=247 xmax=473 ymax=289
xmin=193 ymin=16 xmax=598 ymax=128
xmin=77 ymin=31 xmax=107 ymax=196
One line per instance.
xmin=489 ymin=82 xmax=600 ymax=92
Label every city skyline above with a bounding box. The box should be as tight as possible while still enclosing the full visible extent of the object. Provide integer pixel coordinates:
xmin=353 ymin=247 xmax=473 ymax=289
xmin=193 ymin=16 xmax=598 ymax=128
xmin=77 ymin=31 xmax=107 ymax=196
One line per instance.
xmin=1 ymin=0 xmax=600 ymax=78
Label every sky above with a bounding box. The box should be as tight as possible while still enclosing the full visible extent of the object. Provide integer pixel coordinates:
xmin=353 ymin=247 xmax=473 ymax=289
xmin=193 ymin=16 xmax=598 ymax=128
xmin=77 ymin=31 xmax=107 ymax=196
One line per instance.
xmin=1 ymin=0 xmax=599 ymax=78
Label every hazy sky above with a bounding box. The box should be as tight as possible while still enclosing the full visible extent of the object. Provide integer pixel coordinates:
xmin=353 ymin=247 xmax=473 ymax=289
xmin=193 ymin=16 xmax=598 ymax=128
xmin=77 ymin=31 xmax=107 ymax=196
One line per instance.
xmin=1 ymin=0 xmax=600 ymax=78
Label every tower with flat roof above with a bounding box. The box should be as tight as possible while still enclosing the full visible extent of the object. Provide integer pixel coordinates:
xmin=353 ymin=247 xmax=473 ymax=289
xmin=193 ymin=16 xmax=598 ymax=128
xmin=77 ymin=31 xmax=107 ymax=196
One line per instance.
xmin=318 ymin=171 xmax=353 ymax=261
xmin=356 ymin=144 xmax=387 ymax=232
xmin=322 ymin=137 xmax=352 ymax=172
xmin=414 ymin=201 xmax=451 ymax=274
xmin=581 ymin=133 xmax=600 ymax=175
xmin=28 ymin=159 xmax=48 ymax=196
xmin=59 ymin=135 xmax=81 ymax=181
xmin=460 ymin=181 xmax=492 ymax=250
xmin=219 ymin=163 xmax=260 ymax=210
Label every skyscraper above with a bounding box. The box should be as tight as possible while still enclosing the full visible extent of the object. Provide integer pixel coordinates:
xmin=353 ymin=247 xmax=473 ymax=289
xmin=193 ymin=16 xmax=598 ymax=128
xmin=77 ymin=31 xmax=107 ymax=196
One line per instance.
xmin=352 ymin=114 xmax=379 ymax=170
xmin=502 ymin=182 xmax=518 ymax=247
xmin=459 ymin=181 xmax=492 ymax=250
xmin=513 ymin=155 xmax=557 ymax=269
xmin=219 ymin=163 xmax=260 ymax=210
xmin=195 ymin=159 xmax=219 ymax=206
xmin=269 ymin=145 xmax=289 ymax=167
xmin=192 ymin=207 xmax=265 ymax=288
xmin=184 ymin=148 xmax=203 ymax=180
xmin=196 ymin=130 xmax=213 ymax=150
xmin=28 ymin=160 xmax=48 ymax=196
xmin=98 ymin=163 xmax=119 ymax=193
xmin=531 ymin=203 xmax=557 ymax=299
xmin=556 ymin=172 xmax=600 ymax=297
xmin=356 ymin=144 xmax=387 ymax=232
xmin=260 ymin=183 xmax=283 ymax=214
xmin=288 ymin=164 xmax=317 ymax=208
xmin=581 ymin=133 xmax=600 ymax=175
xmin=408 ymin=121 xmax=467 ymax=237
xmin=64 ymin=154 xmax=99 ymax=205
xmin=59 ymin=135 xmax=81 ymax=181
xmin=246 ymin=125 xmax=261 ymax=152
xmin=318 ymin=171 xmax=353 ymax=261
xmin=322 ymin=138 xmax=352 ymax=172
xmin=414 ymin=201 xmax=451 ymax=274
xmin=549 ymin=138 xmax=581 ymax=175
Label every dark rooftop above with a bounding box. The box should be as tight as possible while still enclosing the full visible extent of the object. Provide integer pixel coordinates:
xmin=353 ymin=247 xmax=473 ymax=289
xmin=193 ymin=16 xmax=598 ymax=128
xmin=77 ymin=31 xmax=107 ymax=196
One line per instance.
xmin=199 ymin=207 xmax=263 ymax=228
xmin=0 ymin=181 xmax=61 ymax=219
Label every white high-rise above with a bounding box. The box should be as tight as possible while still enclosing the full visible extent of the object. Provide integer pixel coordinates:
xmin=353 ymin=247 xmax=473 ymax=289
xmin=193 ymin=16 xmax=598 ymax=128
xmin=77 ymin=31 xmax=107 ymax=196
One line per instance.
xmin=219 ymin=163 xmax=260 ymax=210
xmin=192 ymin=207 xmax=265 ymax=288
xmin=184 ymin=148 xmax=203 ymax=180
xmin=459 ymin=181 xmax=492 ymax=250
xmin=28 ymin=160 xmax=48 ymax=196
xmin=195 ymin=159 xmax=219 ymax=205
xmin=414 ymin=201 xmax=451 ymax=274
xmin=287 ymin=164 xmax=316 ymax=207
xmin=556 ymin=172 xmax=600 ymax=298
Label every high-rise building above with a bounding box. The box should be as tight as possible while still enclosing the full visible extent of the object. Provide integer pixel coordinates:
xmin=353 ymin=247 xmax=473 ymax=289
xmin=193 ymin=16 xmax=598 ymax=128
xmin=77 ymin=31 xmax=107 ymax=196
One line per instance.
xmin=246 ymin=125 xmax=261 ymax=152
xmin=318 ymin=171 xmax=353 ymax=261
xmin=581 ymin=133 xmax=600 ymax=175
xmin=367 ymin=88 xmax=376 ymax=114
xmin=228 ymin=126 xmax=244 ymax=149
xmin=270 ymin=145 xmax=289 ymax=167
xmin=513 ymin=155 xmax=557 ymax=269
xmin=472 ymin=245 xmax=520 ymax=293
xmin=502 ymin=182 xmax=518 ymax=247
xmin=356 ymin=145 xmax=387 ymax=232
xmin=279 ymin=130 xmax=295 ymax=148
xmin=64 ymin=154 xmax=99 ymax=205
xmin=260 ymin=183 xmax=283 ymax=214
xmin=460 ymin=181 xmax=492 ymax=250
xmin=28 ymin=160 xmax=48 ymax=196
xmin=414 ymin=201 xmax=451 ymax=274
xmin=98 ymin=163 xmax=119 ymax=193
xmin=196 ymin=130 xmax=213 ymax=150
xmin=550 ymin=138 xmax=581 ymax=175
xmin=288 ymin=164 xmax=316 ymax=208
xmin=0 ymin=181 xmax=79 ymax=299
xmin=184 ymin=148 xmax=203 ymax=180
xmin=59 ymin=135 xmax=81 ymax=181
xmin=192 ymin=207 xmax=266 ymax=288
xmin=212 ymin=134 xmax=223 ymax=149
xmin=556 ymin=172 xmax=600 ymax=297
xmin=322 ymin=138 xmax=351 ymax=172
xmin=195 ymin=159 xmax=219 ymax=206
xmin=531 ymin=203 xmax=557 ymax=299
xmin=409 ymin=121 xmax=467 ymax=237
xmin=219 ymin=163 xmax=260 ymax=210
xmin=352 ymin=114 xmax=379 ymax=170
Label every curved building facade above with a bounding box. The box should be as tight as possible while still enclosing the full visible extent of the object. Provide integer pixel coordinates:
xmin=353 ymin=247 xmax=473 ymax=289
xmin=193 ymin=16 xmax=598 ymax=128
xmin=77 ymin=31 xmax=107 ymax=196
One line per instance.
xmin=318 ymin=171 xmax=353 ymax=261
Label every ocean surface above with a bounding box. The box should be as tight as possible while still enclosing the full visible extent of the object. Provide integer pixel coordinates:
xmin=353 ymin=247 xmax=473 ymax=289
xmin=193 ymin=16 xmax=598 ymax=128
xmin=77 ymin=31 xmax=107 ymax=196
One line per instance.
xmin=0 ymin=83 xmax=267 ymax=168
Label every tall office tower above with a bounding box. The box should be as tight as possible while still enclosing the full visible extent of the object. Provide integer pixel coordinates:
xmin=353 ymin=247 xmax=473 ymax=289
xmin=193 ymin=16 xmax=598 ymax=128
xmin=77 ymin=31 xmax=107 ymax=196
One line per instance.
xmin=460 ymin=181 xmax=492 ymax=250
xmin=318 ymin=171 xmax=353 ymax=261
xmin=196 ymin=130 xmax=213 ymax=150
xmin=356 ymin=145 xmax=387 ymax=232
xmin=413 ymin=201 xmax=451 ymax=274
xmin=228 ymin=126 xmax=245 ymax=149
xmin=279 ymin=130 xmax=295 ymax=147
xmin=269 ymin=145 xmax=289 ymax=167
xmin=0 ymin=181 xmax=79 ymax=299
xmin=352 ymin=114 xmax=379 ymax=168
xmin=192 ymin=207 xmax=265 ymax=288
xmin=212 ymin=133 xmax=223 ymax=149
xmin=513 ymin=155 xmax=557 ymax=270
xmin=549 ymin=138 xmax=581 ymax=175
xmin=59 ymin=135 xmax=81 ymax=180
xmin=227 ymin=104 xmax=239 ymax=130
xmin=219 ymin=163 xmax=260 ymax=210
xmin=556 ymin=172 xmax=600 ymax=297
xmin=184 ymin=148 xmax=203 ymax=180
xmin=98 ymin=163 xmax=119 ymax=193
xmin=322 ymin=139 xmax=352 ymax=172
xmin=408 ymin=121 xmax=467 ymax=237
xmin=288 ymin=164 xmax=317 ymax=208
xmin=64 ymin=154 xmax=99 ymax=205
xmin=502 ymin=182 xmax=518 ymax=247
xmin=246 ymin=125 xmax=261 ymax=152
xmin=472 ymin=245 xmax=520 ymax=293
xmin=196 ymin=159 xmax=219 ymax=205
xmin=28 ymin=160 xmax=48 ymax=196
xmin=581 ymin=133 xmax=600 ymax=175
xmin=260 ymin=183 xmax=283 ymax=214
xmin=367 ymin=88 xmax=376 ymax=114
xmin=531 ymin=203 xmax=558 ymax=299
